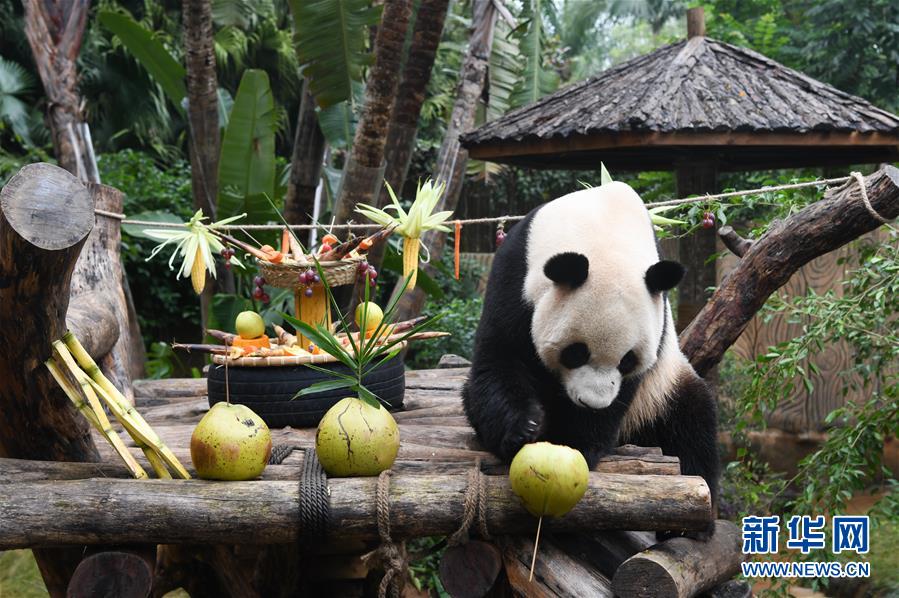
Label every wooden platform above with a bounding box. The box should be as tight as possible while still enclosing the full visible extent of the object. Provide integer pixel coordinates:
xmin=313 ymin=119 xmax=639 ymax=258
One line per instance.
xmin=1 ymin=367 xmax=744 ymax=597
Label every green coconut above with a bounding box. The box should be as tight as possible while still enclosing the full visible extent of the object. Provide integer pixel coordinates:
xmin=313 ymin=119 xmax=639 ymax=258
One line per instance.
xmin=509 ymin=442 xmax=589 ymax=517
xmin=316 ymin=397 xmax=399 ymax=476
xmin=190 ymin=402 xmax=272 ymax=480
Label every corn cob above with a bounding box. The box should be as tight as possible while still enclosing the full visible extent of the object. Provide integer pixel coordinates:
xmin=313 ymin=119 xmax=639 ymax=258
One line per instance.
xmin=191 ymin=244 xmax=206 ymax=294
xmin=403 ymin=237 xmax=421 ymax=290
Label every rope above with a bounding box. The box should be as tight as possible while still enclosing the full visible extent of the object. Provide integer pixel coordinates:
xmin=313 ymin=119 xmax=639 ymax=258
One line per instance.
xmin=269 ymin=443 xmax=298 ymax=465
xmin=362 ymin=470 xmax=408 ymax=598
xmin=448 ymin=459 xmax=491 ymax=546
xmin=298 ymin=447 xmax=330 ymax=540
xmin=850 ymin=171 xmax=892 ymax=224
xmin=96 ymin=174 xmax=870 ymax=231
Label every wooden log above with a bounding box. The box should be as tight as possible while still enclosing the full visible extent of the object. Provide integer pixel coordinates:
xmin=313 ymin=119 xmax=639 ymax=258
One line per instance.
xmin=502 ymin=535 xmax=613 ymax=598
xmin=611 ymin=520 xmax=743 ymax=598
xmin=66 ymin=291 xmax=119 ymax=360
xmin=681 ymin=166 xmax=899 ymax=376
xmin=66 ymin=548 xmax=155 ymax=598
xmin=0 ymin=163 xmax=101 ymax=596
xmin=0 ymin=473 xmax=711 ymax=548
xmin=71 ymin=183 xmax=135 ymax=404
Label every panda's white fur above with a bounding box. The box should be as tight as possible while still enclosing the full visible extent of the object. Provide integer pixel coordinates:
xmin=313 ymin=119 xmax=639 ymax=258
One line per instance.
xmin=523 ymin=182 xmax=687 ymax=429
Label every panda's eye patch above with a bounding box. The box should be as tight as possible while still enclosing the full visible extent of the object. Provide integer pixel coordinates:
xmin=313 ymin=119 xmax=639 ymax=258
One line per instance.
xmin=560 ymin=342 xmax=590 ymax=369
xmin=617 ymin=350 xmax=638 ymax=375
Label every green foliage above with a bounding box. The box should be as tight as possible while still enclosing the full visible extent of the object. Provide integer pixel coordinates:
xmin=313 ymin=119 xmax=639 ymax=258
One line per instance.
xmin=218 ymin=69 xmax=277 ymax=221
xmin=512 ymin=0 xmax=560 ymax=107
xmin=0 ymin=56 xmax=36 ymax=145
xmin=289 ymin=0 xmax=380 ymax=109
xmin=0 ymin=550 xmax=46 ymax=598
xmin=98 ymin=10 xmax=187 ymax=105
xmin=145 ymin=341 xmax=202 ymax=379
xmin=97 ymin=150 xmax=200 ymax=345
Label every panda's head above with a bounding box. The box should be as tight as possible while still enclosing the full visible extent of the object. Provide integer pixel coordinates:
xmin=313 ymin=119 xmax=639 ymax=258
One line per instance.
xmin=523 ymin=182 xmax=683 ymax=410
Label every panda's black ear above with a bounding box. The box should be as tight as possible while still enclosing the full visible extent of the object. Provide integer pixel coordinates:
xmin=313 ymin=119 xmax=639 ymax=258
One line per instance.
xmin=645 ymin=260 xmax=685 ymax=293
xmin=544 ymin=252 xmax=589 ymax=289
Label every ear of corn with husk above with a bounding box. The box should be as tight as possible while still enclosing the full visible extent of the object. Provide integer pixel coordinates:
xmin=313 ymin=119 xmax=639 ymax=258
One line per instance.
xmin=143 ymin=210 xmax=246 ymax=295
xmin=355 ymin=179 xmax=452 ymax=290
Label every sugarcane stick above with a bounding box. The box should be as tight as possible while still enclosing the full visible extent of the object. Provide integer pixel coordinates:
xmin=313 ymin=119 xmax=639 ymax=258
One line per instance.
xmin=47 ymin=359 xmax=162 ymax=479
xmin=172 ymin=342 xmax=233 ymax=355
xmin=402 ymin=237 xmax=421 ymax=290
xmin=63 ymin=332 xmax=191 ymax=480
xmin=206 ymin=329 xmax=237 ymax=345
xmin=288 ymin=231 xmax=304 ymax=260
xmin=86 ymin=378 xmax=190 ymax=480
xmin=318 ymin=236 xmax=363 ymax=261
xmin=50 ymin=344 xmax=148 ymax=479
xmin=273 ymin=325 xmax=298 ymax=347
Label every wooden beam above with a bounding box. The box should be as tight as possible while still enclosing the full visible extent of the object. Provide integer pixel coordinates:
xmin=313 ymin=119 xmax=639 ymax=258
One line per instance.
xmin=0 ymin=472 xmax=711 ymax=549
xmin=466 ymin=130 xmax=899 ymax=162
xmin=680 ymin=165 xmax=899 ymax=376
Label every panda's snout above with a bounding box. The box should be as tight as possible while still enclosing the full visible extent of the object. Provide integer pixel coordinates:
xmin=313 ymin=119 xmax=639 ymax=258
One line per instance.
xmin=560 ymin=342 xmax=590 ymax=369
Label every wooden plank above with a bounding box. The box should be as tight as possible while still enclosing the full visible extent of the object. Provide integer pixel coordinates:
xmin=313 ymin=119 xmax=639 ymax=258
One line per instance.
xmin=134 ymin=377 xmax=207 ymax=399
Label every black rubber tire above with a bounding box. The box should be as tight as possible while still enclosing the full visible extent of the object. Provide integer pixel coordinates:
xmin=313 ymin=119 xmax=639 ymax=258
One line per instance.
xmin=207 ymin=358 xmax=405 ymax=428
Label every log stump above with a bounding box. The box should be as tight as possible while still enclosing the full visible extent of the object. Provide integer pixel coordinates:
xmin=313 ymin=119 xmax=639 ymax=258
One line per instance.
xmin=0 ymin=163 xmax=100 ymax=596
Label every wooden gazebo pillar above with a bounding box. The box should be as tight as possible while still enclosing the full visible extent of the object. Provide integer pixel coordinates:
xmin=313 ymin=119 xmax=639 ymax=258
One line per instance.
xmin=675 ymin=160 xmax=718 ymax=331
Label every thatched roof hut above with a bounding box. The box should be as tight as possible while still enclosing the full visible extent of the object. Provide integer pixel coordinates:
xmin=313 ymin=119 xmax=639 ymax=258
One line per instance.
xmin=461 ymin=17 xmax=899 ymax=171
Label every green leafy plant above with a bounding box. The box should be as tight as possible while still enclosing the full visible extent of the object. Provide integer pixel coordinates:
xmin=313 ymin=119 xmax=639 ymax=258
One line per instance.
xmin=283 ymin=268 xmax=440 ymax=407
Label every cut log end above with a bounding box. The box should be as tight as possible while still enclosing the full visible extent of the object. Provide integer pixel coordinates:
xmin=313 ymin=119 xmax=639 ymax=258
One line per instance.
xmin=66 ymin=550 xmax=155 ymax=598
xmin=0 ymin=163 xmax=94 ymax=250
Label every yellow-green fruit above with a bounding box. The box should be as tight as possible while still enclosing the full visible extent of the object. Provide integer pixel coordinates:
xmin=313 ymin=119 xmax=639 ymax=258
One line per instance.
xmin=235 ymin=310 xmax=265 ymax=339
xmin=191 ymin=402 xmax=272 ymax=480
xmin=354 ymin=302 xmax=384 ymax=332
xmin=316 ymin=397 xmax=399 ymax=476
xmin=509 ymin=442 xmax=589 ymax=517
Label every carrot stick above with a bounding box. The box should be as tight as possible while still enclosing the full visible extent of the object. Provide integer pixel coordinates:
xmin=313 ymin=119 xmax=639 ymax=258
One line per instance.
xmin=454 ymin=220 xmax=462 ymax=280
xmin=281 ymin=227 xmax=290 ymax=255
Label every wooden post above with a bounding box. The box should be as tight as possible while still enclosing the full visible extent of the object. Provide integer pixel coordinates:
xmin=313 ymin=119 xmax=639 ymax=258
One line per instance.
xmin=71 ymin=184 xmax=135 ymax=404
xmin=675 ymin=161 xmax=718 ymax=332
xmin=0 ymin=163 xmax=101 ymax=596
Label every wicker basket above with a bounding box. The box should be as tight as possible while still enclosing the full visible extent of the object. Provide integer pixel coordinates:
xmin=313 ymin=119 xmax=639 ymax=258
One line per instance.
xmin=257 ymin=255 xmax=365 ymax=289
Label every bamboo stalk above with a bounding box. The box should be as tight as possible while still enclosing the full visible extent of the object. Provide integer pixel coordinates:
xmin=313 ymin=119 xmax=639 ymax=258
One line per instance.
xmin=49 ymin=344 xmax=148 ymax=479
xmin=63 ymin=332 xmax=190 ymax=480
xmin=205 ymin=329 xmax=237 ymax=345
xmin=273 ymin=324 xmax=298 ymax=347
xmin=86 ymin=379 xmax=189 ymax=480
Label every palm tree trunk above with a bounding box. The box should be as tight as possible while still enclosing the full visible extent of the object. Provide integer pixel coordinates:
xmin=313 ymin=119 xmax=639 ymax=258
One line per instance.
xmin=333 ymin=0 xmax=413 ymax=224
xmin=23 ymin=0 xmax=94 ymax=181
xmin=284 ymin=80 xmax=326 ymax=225
xmin=391 ymin=0 xmax=498 ymax=321
xmin=182 ymin=0 xmax=223 ymax=332
xmin=364 ymin=0 xmax=451 ymax=273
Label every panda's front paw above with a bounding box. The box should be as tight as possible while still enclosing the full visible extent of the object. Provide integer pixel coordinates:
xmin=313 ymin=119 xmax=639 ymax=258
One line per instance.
xmin=499 ymin=403 xmax=545 ymax=460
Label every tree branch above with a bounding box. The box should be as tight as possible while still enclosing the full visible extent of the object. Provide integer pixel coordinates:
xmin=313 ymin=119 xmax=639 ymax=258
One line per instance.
xmin=680 ymin=166 xmax=899 ymax=377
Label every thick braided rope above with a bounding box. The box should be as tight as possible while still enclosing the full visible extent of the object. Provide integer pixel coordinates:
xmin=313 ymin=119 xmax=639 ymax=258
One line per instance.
xmin=268 ymin=443 xmax=298 ymax=465
xmin=850 ymin=171 xmax=892 ymax=224
xmin=361 ymin=470 xmax=407 ymax=598
xmin=298 ymin=447 xmax=330 ymax=540
xmin=448 ymin=459 xmax=491 ymax=545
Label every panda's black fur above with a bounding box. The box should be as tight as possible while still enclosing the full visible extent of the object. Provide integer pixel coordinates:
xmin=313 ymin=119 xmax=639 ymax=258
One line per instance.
xmin=462 ymin=201 xmax=720 ymax=531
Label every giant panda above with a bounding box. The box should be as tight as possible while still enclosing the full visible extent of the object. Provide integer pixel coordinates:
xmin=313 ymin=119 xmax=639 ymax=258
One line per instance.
xmin=462 ymin=181 xmax=719 ymax=524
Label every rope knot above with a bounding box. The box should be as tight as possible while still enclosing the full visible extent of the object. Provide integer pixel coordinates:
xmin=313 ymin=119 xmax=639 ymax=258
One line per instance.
xmin=361 ymin=470 xmax=409 ymax=598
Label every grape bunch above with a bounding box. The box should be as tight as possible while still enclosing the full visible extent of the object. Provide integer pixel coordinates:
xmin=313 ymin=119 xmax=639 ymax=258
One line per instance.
xmin=298 ymin=268 xmax=320 ymax=297
xmin=356 ymin=260 xmax=378 ymax=288
xmin=220 ymin=246 xmax=235 ymax=269
xmin=252 ymin=275 xmax=269 ymax=303
xmin=701 ymin=211 xmax=716 ymax=229
xmin=495 ymin=226 xmax=507 ymax=248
